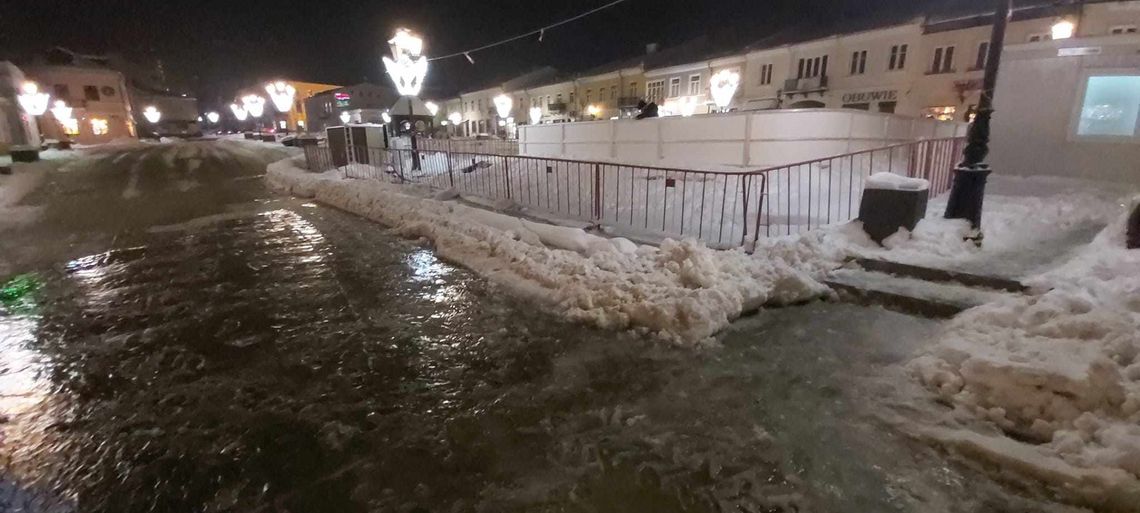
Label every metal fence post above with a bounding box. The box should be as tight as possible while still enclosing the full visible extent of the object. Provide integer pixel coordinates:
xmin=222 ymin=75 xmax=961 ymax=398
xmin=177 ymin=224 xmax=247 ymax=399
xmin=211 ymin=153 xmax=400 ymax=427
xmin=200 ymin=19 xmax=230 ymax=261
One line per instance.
xmin=446 ymin=139 xmax=455 ymax=188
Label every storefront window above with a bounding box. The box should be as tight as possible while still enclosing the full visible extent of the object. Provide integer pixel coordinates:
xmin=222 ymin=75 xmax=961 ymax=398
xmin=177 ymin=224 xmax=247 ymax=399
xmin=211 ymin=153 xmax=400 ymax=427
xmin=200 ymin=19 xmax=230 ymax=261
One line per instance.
xmin=922 ymin=106 xmax=956 ymax=121
xmin=62 ymin=119 xmax=79 ymax=136
xmin=90 ymin=118 xmax=109 ymax=135
xmin=1076 ymin=75 xmax=1140 ymax=138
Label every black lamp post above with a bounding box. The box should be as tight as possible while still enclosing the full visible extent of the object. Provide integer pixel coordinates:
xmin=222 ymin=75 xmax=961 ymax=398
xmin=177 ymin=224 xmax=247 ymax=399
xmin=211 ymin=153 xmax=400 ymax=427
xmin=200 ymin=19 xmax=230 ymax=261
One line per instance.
xmin=943 ymin=0 xmax=1014 ymax=241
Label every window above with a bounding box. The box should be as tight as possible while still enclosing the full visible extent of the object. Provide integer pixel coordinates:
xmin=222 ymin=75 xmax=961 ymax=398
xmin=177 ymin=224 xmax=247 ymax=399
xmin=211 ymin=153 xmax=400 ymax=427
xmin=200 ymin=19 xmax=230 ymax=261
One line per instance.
xmin=646 ymin=80 xmax=664 ymax=102
xmin=878 ymin=102 xmax=897 ymax=114
xmin=668 ymin=77 xmax=681 ymax=97
xmin=569 ymin=92 xmax=574 ymax=103
xmin=974 ymin=42 xmax=990 ymax=70
xmin=83 ymin=85 xmax=100 ymax=101
xmin=586 ymin=89 xmax=592 ymax=104
xmin=610 ymin=85 xmax=617 ymax=99
xmin=889 ymin=44 xmax=908 ymax=70
xmin=61 ymin=118 xmax=79 ymax=136
xmin=90 ymin=118 xmax=109 ymax=135
xmin=931 ymin=46 xmax=955 ymax=74
xmin=1028 ymin=33 xmax=1050 ymax=42
xmin=1110 ymin=25 xmax=1138 ymax=35
xmin=922 ymin=106 xmax=956 ymax=121
xmin=688 ymin=74 xmax=701 ymax=95
xmin=1076 ymin=75 xmax=1140 ymax=138
xmin=850 ymin=50 xmax=867 ymax=75
xmin=100 ymin=86 xmax=116 ymax=97
xmin=53 ymin=84 xmax=70 ymax=100
xmin=758 ymin=63 xmax=773 ymax=85
xmin=797 ymin=55 xmax=828 ymax=79
xmin=629 ymin=81 xmax=638 ymax=97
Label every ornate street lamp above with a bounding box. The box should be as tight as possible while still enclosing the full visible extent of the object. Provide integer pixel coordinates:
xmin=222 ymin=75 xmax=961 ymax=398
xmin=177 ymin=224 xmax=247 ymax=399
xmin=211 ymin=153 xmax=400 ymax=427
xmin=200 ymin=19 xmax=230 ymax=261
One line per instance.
xmin=142 ymin=106 xmax=162 ymax=124
xmin=383 ymin=28 xmax=428 ymax=97
xmin=49 ymin=100 xmax=72 ymax=122
xmin=709 ymin=69 xmax=740 ymax=111
xmin=242 ymin=95 xmax=265 ymax=119
xmin=230 ymin=103 xmax=249 ymax=121
xmin=16 ymin=81 xmax=50 ymax=116
xmin=265 ymin=81 xmax=296 ymax=113
xmin=944 ymin=0 xmax=1014 ymax=240
xmin=206 ymin=112 xmax=220 ymax=124
xmin=339 ymin=111 xmax=351 ymax=125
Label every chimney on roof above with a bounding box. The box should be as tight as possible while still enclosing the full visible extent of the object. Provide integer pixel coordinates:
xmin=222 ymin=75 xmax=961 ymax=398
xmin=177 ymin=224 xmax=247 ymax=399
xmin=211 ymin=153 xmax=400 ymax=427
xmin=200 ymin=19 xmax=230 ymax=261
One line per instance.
xmin=646 ymin=43 xmax=659 ymax=54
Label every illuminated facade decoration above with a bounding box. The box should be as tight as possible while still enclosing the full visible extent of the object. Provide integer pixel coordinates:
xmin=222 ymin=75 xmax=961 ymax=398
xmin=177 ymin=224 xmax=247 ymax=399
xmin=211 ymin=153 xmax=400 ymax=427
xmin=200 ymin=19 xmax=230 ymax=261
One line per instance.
xmin=448 ymin=112 xmax=463 ymax=125
xmin=493 ymin=94 xmax=513 ymax=118
xmin=230 ymin=103 xmax=249 ymax=121
xmin=339 ymin=111 xmax=351 ymax=124
xmin=265 ymin=81 xmax=297 ymax=113
xmin=17 ymin=81 xmax=50 ymax=116
xmin=383 ymin=28 xmax=428 ymax=96
xmin=142 ymin=106 xmax=162 ymax=123
xmin=334 ymin=92 xmax=351 ymax=107
xmin=709 ymin=69 xmax=740 ymax=108
xmin=61 ymin=118 xmax=79 ymax=136
xmin=678 ymin=97 xmax=699 ymax=117
xmin=1052 ymin=19 xmax=1076 ymax=40
xmin=242 ymin=95 xmax=266 ymax=118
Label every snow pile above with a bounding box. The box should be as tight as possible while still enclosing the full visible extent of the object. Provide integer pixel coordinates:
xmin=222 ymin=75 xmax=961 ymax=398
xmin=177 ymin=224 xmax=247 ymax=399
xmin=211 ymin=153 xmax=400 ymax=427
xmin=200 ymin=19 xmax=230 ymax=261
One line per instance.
xmin=266 ymin=157 xmax=835 ymax=344
xmin=865 ymin=172 xmax=929 ymax=191
xmin=0 ymin=160 xmax=62 ymax=231
xmin=911 ymin=196 xmax=1140 ymax=506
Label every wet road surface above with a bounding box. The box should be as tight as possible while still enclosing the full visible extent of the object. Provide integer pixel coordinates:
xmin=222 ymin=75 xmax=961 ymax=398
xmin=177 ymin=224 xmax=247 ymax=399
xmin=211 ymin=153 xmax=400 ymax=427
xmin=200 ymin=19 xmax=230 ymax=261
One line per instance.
xmin=1 ymin=142 xmax=1080 ymax=512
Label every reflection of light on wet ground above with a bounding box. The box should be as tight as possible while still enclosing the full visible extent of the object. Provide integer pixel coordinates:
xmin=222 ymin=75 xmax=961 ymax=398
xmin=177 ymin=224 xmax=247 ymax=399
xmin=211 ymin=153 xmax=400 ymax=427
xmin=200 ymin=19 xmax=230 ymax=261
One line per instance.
xmin=406 ymin=249 xmax=464 ymax=306
xmin=260 ymin=209 xmax=329 ymax=264
xmin=0 ymin=315 xmax=47 ymax=418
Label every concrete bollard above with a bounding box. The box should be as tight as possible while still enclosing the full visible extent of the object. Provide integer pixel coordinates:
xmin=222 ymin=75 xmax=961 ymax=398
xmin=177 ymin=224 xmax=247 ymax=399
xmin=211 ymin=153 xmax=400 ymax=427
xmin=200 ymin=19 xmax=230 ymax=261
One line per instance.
xmin=858 ymin=173 xmax=930 ymax=245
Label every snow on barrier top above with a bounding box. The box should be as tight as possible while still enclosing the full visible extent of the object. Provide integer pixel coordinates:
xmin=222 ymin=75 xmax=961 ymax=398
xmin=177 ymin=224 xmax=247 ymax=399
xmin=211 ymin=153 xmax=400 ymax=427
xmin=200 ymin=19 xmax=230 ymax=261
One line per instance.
xmin=864 ymin=172 xmax=930 ymax=191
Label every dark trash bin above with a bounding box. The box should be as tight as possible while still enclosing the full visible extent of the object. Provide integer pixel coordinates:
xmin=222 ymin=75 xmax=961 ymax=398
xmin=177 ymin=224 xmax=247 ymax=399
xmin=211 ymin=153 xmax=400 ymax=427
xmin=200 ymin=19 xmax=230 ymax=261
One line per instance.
xmin=10 ymin=146 xmax=39 ymax=163
xmin=858 ymin=177 xmax=929 ymax=245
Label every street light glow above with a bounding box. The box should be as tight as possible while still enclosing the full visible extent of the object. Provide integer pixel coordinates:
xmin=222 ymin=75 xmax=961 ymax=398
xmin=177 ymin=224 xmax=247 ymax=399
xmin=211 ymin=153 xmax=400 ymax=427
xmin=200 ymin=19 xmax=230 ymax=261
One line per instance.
xmin=448 ymin=112 xmax=462 ymax=125
xmin=50 ymin=100 xmax=72 ymax=121
xmin=339 ymin=111 xmax=351 ymax=124
xmin=242 ymin=95 xmax=266 ymax=118
xmin=206 ymin=111 xmax=220 ymax=124
xmin=383 ymin=28 xmax=428 ymax=96
xmin=1051 ymin=20 xmax=1075 ymax=40
xmin=381 ymin=111 xmax=392 ymax=124
xmin=493 ymin=94 xmax=512 ymax=118
xmin=230 ymin=103 xmax=249 ymax=121
xmin=16 ymin=81 xmax=50 ymax=116
xmin=424 ymin=101 xmax=439 ymax=116
xmin=710 ymin=69 xmax=741 ymax=109
xmin=142 ymin=106 xmax=162 ymax=123
xmin=529 ymin=107 xmax=542 ymax=124
xmin=265 ymin=81 xmax=297 ymax=113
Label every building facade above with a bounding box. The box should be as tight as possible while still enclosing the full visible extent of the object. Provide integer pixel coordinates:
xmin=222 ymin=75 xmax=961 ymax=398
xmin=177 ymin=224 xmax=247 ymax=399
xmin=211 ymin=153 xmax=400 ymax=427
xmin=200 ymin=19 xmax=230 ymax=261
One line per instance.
xmin=303 ymin=82 xmax=400 ymax=132
xmin=444 ymin=0 xmax=1140 ymax=128
xmin=25 ymin=64 xmax=136 ymax=145
xmin=0 ymin=62 xmax=41 ymax=152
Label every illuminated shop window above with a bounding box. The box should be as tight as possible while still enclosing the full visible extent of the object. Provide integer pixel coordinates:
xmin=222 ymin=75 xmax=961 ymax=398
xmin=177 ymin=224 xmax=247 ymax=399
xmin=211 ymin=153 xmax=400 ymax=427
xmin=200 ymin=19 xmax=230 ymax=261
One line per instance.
xmin=1076 ymin=75 xmax=1140 ymax=139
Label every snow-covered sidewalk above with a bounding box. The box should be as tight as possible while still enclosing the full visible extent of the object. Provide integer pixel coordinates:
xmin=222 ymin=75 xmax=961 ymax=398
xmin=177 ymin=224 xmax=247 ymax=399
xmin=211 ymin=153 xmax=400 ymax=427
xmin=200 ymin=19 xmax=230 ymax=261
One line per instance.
xmin=266 ymin=156 xmax=841 ymax=345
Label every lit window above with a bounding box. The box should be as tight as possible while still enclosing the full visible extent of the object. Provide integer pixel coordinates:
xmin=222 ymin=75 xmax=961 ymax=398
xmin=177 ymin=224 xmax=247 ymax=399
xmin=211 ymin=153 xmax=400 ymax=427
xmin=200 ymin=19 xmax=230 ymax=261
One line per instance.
xmin=922 ymin=106 xmax=956 ymax=122
xmin=90 ymin=118 xmax=109 ymax=135
xmin=62 ymin=118 xmax=79 ymax=135
xmin=1076 ymin=75 xmax=1140 ymax=138
xmin=297 ymin=120 xmax=305 ymax=128
xmin=688 ymin=74 xmax=701 ymax=95
xmin=278 ymin=120 xmax=287 ymax=129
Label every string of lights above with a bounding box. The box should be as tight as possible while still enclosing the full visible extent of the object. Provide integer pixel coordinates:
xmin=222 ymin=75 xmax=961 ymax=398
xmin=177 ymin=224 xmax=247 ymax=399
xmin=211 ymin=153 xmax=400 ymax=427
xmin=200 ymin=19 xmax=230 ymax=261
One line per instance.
xmin=427 ymin=0 xmax=632 ymax=63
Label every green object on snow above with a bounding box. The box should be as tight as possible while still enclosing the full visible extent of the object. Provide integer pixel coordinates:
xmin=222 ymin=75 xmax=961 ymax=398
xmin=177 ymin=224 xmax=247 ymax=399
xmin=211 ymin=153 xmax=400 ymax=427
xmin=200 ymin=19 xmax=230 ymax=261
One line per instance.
xmin=1 ymin=273 xmax=41 ymax=310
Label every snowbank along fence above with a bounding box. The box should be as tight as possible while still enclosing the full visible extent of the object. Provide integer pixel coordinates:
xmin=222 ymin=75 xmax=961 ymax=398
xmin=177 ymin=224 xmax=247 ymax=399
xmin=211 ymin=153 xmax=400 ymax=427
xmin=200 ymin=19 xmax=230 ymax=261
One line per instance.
xmin=303 ymin=136 xmax=967 ymax=247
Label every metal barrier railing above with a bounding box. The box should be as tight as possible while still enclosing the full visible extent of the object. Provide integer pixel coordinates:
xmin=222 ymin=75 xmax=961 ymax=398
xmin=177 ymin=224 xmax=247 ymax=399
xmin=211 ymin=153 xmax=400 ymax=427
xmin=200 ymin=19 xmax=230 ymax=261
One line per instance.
xmin=755 ymin=137 xmax=966 ymax=237
xmin=299 ymin=136 xmax=966 ymax=247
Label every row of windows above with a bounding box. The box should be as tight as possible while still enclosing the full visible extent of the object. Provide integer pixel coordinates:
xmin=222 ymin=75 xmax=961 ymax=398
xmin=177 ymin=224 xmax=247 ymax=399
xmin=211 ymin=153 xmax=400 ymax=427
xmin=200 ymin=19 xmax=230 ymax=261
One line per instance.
xmin=752 ymin=39 xmax=1000 ymax=85
xmin=51 ymin=83 xmax=117 ymax=102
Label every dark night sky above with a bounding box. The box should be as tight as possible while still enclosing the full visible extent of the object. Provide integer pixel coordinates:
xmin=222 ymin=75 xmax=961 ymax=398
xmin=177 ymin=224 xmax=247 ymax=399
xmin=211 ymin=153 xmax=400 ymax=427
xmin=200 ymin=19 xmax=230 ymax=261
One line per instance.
xmin=1 ymin=0 xmax=993 ymax=110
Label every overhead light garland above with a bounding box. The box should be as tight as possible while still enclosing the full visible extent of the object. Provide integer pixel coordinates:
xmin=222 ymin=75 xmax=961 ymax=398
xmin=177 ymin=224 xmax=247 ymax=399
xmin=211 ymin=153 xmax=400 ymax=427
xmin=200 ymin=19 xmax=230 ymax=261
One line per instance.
xmin=428 ymin=0 xmax=630 ymax=64
xmin=230 ymin=103 xmax=249 ymax=121
xmin=265 ymin=81 xmax=297 ymax=113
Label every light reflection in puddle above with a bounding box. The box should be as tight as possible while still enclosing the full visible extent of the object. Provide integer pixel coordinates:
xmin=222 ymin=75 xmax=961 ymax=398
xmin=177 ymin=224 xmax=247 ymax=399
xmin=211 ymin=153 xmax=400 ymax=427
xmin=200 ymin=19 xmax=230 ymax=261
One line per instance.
xmin=406 ymin=248 xmax=464 ymax=305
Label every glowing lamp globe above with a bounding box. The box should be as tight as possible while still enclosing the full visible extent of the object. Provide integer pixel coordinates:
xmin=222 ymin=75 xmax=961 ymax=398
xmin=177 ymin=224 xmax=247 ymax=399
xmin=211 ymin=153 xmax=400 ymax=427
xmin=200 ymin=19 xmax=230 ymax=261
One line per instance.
xmin=381 ymin=111 xmax=392 ymax=124
xmin=230 ymin=103 xmax=249 ymax=121
xmin=424 ymin=101 xmax=439 ymax=116
xmin=441 ymin=120 xmax=449 ymax=126
xmin=17 ymin=81 xmax=50 ymax=116
xmin=142 ymin=106 xmax=162 ymax=124
xmin=383 ymin=28 xmax=428 ymax=97
xmin=1051 ymin=20 xmax=1075 ymax=40
xmin=265 ymin=81 xmax=297 ymax=113
xmin=679 ymin=98 xmax=698 ymax=117
xmin=339 ymin=111 xmax=351 ymax=124
xmin=242 ymin=95 xmax=266 ymax=118
xmin=709 ymin=69 xmax=741 ymax=109
xmin=50 ymin=100 xmax=72 ymax=121
xmin=448 ymin=112 xmax=462 ymax=125
xmin=497 ymin=120 xmax=506 ymax=127
xmin=528 ymin=107 xmax=542 ymax=124
xmin=493 ymin=94 xmax=513 ymax=119
xmin=206 ymin=111 xmax=220 ymax=124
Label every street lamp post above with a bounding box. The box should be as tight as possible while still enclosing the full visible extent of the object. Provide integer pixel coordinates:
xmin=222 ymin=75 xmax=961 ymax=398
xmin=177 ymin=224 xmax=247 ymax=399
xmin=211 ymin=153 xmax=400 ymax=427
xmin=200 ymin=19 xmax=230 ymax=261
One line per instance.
xmin=943 ymin=0 xmax=1013 ymax=241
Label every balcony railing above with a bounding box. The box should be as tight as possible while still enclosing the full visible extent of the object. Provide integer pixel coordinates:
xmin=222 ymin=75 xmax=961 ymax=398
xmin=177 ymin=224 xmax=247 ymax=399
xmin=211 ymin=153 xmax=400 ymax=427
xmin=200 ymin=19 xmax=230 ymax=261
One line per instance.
xmin=547 ymin=101 xmax=568 ymax=113
xmin=783 ymin=75 xmax=829 ymax=93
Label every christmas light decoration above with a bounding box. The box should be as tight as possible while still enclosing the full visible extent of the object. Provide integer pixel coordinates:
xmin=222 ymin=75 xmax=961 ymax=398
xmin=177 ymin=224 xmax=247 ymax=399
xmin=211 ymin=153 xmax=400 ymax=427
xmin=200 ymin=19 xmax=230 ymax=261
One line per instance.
xmin=17 ymin=81 xmax=49 ymax=116
xmin=50 ymin=100 xmax=72 ymax=121
xmin=493 ymin=94 xmax=512 ymax=118
xmin=206 ymin=112 xmax=220 ymax=124
xmin=709 ymin=69 xmax=741 ymax=109
xmin=1052 ymin=19 xmax=1075 ymax=40
xmin=679 ymin=97 xmax=699 ymax=117
xmin=242 ymin=95 xmax=266 ymax=118
xmin=529 ymin=107 xmax=542 ymax=124
xmin=142 ymin=106 xmax=162 ymax=123
xmin=383 ymin=28 xmax=428 ymax=96
xmin=424 ymin=101 xmax=439 ymax=116
xmin=230 ymin=103 xmax=249 ymax=121
xmin=265 ymin=81 xmax=297 ymax=113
